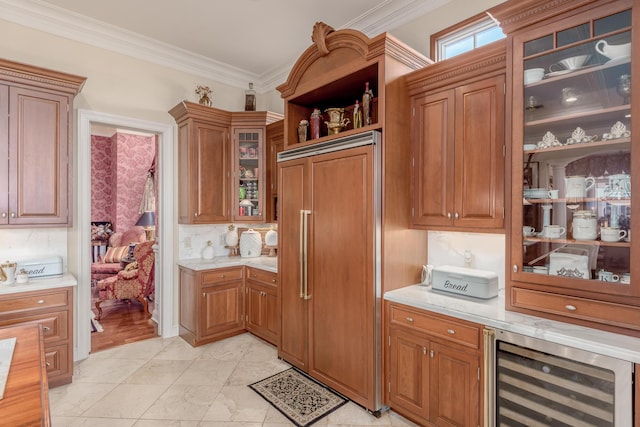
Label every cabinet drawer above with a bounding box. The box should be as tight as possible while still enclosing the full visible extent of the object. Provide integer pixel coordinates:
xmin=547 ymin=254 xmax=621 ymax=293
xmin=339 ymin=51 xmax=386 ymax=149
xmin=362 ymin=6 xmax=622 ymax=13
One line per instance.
xmin=246 ymin=267 xmax=277 ymax=287
xmin=511 ymin=287 xmax=640 ymax=331
xmin=44 ymin=343 xmax=69 ymax=380
xmin=0 ymin=289 xmax=69 ymax=315
xmin=389 ymin=304 xmax=480 ymax=349
xmin=0 ymin=310 xmax=69 ymax=342
xmin=201 ymin=267 xmax=243 ymax=285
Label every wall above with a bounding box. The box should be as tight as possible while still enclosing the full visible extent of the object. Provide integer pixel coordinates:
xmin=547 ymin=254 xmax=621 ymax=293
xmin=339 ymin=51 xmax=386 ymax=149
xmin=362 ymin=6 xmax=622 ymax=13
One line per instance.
xmin=90 ymin=135 xmax=113 ymax=222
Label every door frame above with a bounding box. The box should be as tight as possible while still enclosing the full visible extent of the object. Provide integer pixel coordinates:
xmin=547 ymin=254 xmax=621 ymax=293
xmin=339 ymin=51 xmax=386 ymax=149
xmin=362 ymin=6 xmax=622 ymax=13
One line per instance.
xmin=75 ymin=109 xmax=177 ymax=361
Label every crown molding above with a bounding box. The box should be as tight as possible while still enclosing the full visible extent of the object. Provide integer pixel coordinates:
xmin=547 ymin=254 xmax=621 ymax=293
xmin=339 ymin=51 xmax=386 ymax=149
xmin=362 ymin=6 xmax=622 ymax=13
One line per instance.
xmin=0 ymin=0 xmax=444 ymax=93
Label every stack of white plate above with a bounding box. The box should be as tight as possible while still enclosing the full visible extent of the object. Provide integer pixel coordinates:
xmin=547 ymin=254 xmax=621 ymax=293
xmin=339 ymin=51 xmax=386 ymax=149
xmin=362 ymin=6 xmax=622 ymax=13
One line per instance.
xmin=524 ymin=188 xmax=548 ymax=199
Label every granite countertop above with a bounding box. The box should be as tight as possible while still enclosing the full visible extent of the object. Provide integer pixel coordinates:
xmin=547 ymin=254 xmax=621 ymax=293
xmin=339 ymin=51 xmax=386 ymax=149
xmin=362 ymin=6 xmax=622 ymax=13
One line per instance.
xmin=0 ymin=273 xmax=77 ymax=295
xmin=178 ymin=256 xmax=277 ymax=273
xmin=384 ymin=284 xmax=640 ymax=364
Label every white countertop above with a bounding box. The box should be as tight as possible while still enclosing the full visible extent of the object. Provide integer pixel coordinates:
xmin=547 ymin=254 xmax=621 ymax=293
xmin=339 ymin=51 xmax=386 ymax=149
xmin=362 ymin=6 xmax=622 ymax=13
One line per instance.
xmin=385 ymin=284 xmax=640 ymax=364
xmin=0 ymin=273 xmax=77 ymax=295
xmin=178 ymin=256 xmax=277 ymax=273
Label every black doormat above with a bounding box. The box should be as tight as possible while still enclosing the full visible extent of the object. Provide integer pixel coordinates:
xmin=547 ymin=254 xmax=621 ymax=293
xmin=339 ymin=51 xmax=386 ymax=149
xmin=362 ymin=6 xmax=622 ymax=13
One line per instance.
xmin=248 ymin=367 xmax=348 ymax=426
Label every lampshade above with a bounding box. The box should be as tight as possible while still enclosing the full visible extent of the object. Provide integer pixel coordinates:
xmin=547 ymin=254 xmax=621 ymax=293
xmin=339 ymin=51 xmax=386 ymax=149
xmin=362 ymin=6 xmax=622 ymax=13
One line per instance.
xmin=136 ymin=211 xmax=156 ymax=241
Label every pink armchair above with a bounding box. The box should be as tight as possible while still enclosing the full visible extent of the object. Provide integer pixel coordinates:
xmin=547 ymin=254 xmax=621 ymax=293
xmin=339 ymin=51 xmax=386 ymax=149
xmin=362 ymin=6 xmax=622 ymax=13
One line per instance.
xmin=94 ymin=240 xmax=155 ymax=320
xmin=91 ymin=226 xmax=146 ymax=283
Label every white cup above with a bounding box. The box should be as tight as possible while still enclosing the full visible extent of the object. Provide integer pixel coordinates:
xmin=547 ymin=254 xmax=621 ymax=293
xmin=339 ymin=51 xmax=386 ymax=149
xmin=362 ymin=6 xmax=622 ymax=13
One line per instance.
xmin=600 ymin=227 xmax=627 ymax=242
xmin=524 ymin=68 xmax=545 ymax=84
xmin=523 ymin=226 xmax=536 ymax=236
xmin=548 ymin=189 xmax=559 ymax=199
xmin=597 ymin=270 xmax=620 ymax=282
xmin=543 ymin=225 xmax=566 ymax=239
xmin=620 ymin=273 xmax=631 ymax=284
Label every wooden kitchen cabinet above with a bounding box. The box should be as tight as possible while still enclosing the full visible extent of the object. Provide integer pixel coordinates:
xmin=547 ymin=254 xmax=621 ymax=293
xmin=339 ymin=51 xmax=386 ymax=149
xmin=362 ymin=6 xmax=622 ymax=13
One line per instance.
xmin=265 ymin=120 xmax=284 ymax=223
xmin=492 ymin=0 xmax=640 ymax=336
xmin=0 ymin=286 xmax=74 ymax=387
xmin=245 ymin=266 xmax=278 ymax=345
xmin=169 ymin=103 xmax=281 ymax=224
xmin=170 ymin=102 xmax=232 ymax=224
xmin=0 ymin=59 xmax=85 ymax=227
xmin=386 ymin=301 xmax=482 ymax=427
xmin=407 ymin=41 xmax=506 ymax=231
xmin=179 ymin=266 xmax=245 ymax=346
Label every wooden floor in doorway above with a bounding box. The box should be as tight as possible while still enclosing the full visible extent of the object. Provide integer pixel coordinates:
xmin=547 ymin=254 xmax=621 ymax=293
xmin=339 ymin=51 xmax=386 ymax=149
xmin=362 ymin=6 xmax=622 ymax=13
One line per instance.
xmin=91 ymin=298 xmax=157 ymax=354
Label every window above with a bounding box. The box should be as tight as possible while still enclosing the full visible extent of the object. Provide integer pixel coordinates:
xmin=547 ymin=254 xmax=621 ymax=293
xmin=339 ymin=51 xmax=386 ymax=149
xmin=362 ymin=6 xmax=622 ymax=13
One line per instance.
xmin=430 ymin=12 xmax=505 ymax=61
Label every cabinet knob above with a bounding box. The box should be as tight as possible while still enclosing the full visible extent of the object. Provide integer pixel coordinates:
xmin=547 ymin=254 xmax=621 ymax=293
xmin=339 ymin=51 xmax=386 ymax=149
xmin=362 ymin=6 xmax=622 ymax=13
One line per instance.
xmin=513 ymin=265 xmax=518 ymax=273
xmin=194 ymin=212 xmax=199 ymax=217
xmin=565 ymin=305 xmax=577 ymax=311
xmin=454 ymin=212 xmax=459 ymax=219
xmin=447 ymin=212 xmax=451 ymax=219
xmin=271 ymin=279 xmax=276 ymax=283
xmin=447 ymin=329 xmax=455 ymax=335
xmin=0 ymin=212 xmax=6 ymax=218
xmin=202 ymin=292 xmax=206 ymax=297
xmin=406 ymin=317 xmax=414 ymax=323
xmin=10 ymin=212 xmax=15 ymax=218
xmin=37 ymin=300 xmax=45 ymax=304
xmin=46 ymin=362 xmax=51 ymax=367
xmin=43 ymin=326 xmax=51 ymax=331
xmin=220 ymin=274 xmax=225 ymax=278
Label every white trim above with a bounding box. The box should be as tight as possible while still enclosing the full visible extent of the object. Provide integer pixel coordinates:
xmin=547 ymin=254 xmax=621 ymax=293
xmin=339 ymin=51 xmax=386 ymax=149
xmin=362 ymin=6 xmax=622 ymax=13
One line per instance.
xmin=0 ymin=0 xmax=444 ymax=93
xmin=75 ymin=109 xmax=176 ymax=361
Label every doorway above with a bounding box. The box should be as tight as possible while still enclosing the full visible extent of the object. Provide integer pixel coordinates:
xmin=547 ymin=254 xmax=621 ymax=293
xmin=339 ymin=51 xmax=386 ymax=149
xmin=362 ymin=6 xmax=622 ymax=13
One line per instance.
xmin=76 ymin=109 xmax=176 ymax=361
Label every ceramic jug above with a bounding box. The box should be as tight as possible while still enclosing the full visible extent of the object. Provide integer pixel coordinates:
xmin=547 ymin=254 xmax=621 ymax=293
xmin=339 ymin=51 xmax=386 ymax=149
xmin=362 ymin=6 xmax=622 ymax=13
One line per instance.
xmin=565 ymin=176 xmax=595 ymax=198
xmin=595 ymin=40 xmax=631 ymax=61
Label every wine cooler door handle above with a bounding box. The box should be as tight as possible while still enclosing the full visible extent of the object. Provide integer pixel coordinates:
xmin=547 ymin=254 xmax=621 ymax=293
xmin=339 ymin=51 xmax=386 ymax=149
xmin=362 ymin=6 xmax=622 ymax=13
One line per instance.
xmin=302 ymin=210 xmax=312 ymax=300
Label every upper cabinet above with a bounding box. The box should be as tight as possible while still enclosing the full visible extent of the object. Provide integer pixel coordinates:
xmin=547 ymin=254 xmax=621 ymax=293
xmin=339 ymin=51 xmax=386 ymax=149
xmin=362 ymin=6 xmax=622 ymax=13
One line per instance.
xmin=169 ymin=102 xmax=281 ymax=224
xmin=0 ymin=59 xmax=86 ymax=227
xmin=493 ymin=0 xmax=639 ymax=336
xmin=406 ymin=41 xmax=506 ymax=231
xmin=265 ymin=120 xmax=284 ymax=223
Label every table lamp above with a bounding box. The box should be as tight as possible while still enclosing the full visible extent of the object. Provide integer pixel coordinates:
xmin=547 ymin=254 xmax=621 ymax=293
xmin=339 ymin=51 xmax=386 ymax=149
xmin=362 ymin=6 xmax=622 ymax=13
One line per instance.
xmin=136 ymin=211 xmax=156 ymax=241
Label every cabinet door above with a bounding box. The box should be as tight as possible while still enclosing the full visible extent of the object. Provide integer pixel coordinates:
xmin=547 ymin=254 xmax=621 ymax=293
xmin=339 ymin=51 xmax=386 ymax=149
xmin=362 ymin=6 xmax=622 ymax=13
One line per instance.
xmin=179 ymin=121 xmax=230 ymax=223
xmin=388 ymin=327 xmax=430 ymax=422
xmin=412 ymin=90 xmax=455 ymax=227
xmin=307 ymin=146 xmax=375 ymax=408
xmin=0 ymin=85 xmax=7 ymax=224
xmin=8 ymin=87 xmax=70 ymax=225
xmin=266 ymin=121 xmax=284 ymax=223
xmin=233 ymin=128 xmax=264 ymax=222
xmin=278 ymin=157 xmax=308 ymax=369
xmin=200 ymin=281 xmax=244 ymax=338
xmin=430 ymin=341 xmax=480 ymax=427
xmin=453 ymin=75 xmax=505 ymax=229
xmin=246 ymin=281 xmax=278 ymax=345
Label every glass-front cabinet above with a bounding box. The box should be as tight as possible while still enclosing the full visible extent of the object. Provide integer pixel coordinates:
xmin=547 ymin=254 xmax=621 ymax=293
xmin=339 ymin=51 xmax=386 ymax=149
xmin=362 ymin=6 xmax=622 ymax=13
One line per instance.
xmin=233 ymin=128 xmax=265 ymax=222
xmin=505 ymin=0 xmax=639 ymax=336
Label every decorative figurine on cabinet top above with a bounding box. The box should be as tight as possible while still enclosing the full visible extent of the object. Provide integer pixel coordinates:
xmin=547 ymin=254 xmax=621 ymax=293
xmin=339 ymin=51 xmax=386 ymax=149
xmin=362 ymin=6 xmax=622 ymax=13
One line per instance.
xmin=195 ymin=85 xmax=212 ymax=106
xmin=362 ymin=82 xmax=374 ymax=126
xmin=298 ymin=120 xmax=309 ymax=143
xmin=310 ymin=108 xmax=323 ymax=139
xmin=353 ymin=100 xmax=363 ymax=129
xmin=245 ymin=82 xmax=256 ymax=111
xmin=325 ymin=107 xmax=350 ymax=135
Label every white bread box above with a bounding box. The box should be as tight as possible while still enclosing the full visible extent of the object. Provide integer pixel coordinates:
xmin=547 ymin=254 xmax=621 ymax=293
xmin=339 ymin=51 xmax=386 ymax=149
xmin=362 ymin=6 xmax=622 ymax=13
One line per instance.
xmin=431 ymin=265 xmax=498 ymax=299
xmin=16 ymin=255 xmax=63 ymax=278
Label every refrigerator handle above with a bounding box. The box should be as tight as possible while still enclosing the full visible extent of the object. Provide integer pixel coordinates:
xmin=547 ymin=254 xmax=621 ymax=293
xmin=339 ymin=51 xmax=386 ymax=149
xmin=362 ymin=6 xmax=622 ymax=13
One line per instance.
xmin=299 ymin=210 xmax=305 ymax=299
xmin=302 ymin=210 xmax=312 ymax=300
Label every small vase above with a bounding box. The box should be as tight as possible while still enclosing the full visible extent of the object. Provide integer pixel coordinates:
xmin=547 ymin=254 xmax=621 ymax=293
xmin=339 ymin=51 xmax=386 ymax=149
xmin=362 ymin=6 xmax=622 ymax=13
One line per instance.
xmin=225 ymin=225 xmax=238 ymax=247
xmin=362 ymin=82 xmax=374 ymax=126
xmin=298 ymin=120 xmax=309 ymax=143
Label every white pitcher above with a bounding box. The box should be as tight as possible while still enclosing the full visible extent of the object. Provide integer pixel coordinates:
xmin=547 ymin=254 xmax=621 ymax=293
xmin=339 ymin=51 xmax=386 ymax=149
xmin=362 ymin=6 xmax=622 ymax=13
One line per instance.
xmin=565 ymin=176 xmax=595 ymax=198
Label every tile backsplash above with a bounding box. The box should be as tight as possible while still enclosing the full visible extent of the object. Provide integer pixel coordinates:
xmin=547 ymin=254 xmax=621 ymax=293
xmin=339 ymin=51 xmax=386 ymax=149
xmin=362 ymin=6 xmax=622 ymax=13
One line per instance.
xmin=428 ymin=231 xmax=506 ymax=289
xmin=178 ymin=224 xmax=276 ymax=259
xmin=0 ymin=229 xmax=68 ymax=268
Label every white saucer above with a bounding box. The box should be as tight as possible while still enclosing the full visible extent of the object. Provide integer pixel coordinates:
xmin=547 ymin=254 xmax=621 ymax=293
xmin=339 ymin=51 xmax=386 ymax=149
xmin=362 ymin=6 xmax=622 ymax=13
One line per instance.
xmin=523 ymin=232 xmax=537 ymax=238
xmin=545 ymin=69 xmax=572 ymax=78
xmin=605 ymin=55 xmax=631 ymax=65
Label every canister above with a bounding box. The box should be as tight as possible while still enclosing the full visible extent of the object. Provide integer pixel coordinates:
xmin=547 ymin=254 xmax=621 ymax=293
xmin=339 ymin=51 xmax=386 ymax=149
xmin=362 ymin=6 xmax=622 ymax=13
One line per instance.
xmin=572 ymin=210 xmax=597 ymax=240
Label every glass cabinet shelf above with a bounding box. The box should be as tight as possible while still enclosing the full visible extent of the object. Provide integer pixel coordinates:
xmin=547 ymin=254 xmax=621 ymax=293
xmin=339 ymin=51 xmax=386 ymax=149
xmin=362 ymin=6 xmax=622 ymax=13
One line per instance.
xmin=516 ymin=7 xmax=632 ymax=287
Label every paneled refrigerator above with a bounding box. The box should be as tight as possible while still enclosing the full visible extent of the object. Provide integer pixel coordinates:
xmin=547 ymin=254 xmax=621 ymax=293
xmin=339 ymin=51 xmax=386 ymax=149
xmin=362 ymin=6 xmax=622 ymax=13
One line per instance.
xmin=278 ymin=131 xmax=382 ymax=412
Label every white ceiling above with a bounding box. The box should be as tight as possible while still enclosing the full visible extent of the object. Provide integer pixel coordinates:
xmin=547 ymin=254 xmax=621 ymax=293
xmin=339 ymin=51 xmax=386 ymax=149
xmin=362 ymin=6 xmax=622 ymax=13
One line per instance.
xmin=0 ymin=0 xmax=450 ymax=91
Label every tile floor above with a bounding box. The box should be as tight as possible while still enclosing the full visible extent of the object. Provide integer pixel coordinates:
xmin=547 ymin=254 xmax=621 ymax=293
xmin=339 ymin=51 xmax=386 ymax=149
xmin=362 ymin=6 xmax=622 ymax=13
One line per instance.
xmin=50 ymin=333 xmax=420 ymax=426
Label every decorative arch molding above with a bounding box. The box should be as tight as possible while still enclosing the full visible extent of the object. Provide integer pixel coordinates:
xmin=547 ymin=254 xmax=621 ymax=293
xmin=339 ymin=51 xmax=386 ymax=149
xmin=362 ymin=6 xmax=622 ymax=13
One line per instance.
xmin=277 ymin=21 xmax=429 ymax=99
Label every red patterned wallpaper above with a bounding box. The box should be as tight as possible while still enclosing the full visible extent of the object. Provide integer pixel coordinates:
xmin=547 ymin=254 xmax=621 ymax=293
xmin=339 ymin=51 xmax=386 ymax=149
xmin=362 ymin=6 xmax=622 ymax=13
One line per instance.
xmin=91 ymin=133 xmax=156 ymax=233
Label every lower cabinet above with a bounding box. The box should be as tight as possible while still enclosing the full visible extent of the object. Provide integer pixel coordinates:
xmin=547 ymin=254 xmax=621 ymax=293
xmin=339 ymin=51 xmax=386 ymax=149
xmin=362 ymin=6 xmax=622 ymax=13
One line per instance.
xmin=179 ymin=264 xmax=278 ymax=347
xmin=0 ymin=286 xmax=74 ymax=387
xmin=245 ymin=267 xmax=278 ymax=345
xmin=179 ymin=266 xmax=245 ymax=346
xmin=386 ymin=301 xmax=482 ymax=427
